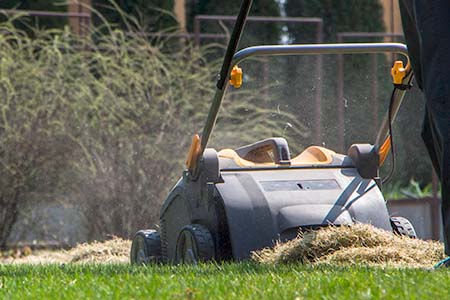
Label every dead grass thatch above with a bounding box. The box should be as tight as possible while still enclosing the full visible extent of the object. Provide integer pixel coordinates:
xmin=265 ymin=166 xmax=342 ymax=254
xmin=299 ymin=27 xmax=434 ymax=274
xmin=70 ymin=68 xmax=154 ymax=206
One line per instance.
xmin=252 ymin=224 xmax=445 ymax=268
xmin=2 ymin=225 xmax=445 ymax=268
xmin=68 ymin=237 xmax=131 ymax=263
xmin=1 ymin=237 xmax=131 ymax=264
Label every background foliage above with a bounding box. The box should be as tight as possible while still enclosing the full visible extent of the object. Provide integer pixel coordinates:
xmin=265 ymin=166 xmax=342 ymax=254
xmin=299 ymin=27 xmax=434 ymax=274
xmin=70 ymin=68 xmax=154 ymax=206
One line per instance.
xmin=0 ymin=1 xmax=177 ymax=31
xmin=186 ymin=0 xmax=280 ymax=46
xmin=0 ymin=0 xmax=67 ymax=30
xmin=285 ymin=0 xmax=385 ymax=42
xmin=0 ymin=12 xmax=306 ymax=246
xmin=91 ymin=0 xmax=177 ymax=31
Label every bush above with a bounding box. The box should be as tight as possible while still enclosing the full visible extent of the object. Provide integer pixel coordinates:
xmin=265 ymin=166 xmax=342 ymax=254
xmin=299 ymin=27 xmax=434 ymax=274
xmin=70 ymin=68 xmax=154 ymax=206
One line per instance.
xmin=0 ymin=13 xmax=307 ymax=245
xmin=0 ymin=21 xmax=213 ymax=244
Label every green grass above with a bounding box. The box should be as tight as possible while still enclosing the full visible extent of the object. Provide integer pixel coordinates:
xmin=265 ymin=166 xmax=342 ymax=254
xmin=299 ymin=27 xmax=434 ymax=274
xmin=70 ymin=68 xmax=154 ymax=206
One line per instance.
xmin=0 ymin=263 xmax=449 ymax=299
xmin=383 ymin=179 xmax=439 ymax=200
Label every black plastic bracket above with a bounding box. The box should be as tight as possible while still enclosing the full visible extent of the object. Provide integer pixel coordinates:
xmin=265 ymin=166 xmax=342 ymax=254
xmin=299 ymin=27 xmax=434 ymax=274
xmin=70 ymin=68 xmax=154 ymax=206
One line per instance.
xmin=347 ymin=144 xmax=379 ymax=179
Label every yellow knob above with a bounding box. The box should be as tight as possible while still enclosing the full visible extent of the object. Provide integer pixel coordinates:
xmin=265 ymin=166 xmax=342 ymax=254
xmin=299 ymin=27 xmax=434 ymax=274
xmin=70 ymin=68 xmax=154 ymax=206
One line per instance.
xmin=391 ymin=60 xmax=406 ymax=85
xmin=229 ymin=65 xmax=243 ymax=88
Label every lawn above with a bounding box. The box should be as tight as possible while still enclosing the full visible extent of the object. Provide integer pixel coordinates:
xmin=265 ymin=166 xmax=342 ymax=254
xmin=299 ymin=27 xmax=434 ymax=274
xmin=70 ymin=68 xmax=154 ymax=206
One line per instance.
xmin=0 ymin=263 xmax=448 ymax=299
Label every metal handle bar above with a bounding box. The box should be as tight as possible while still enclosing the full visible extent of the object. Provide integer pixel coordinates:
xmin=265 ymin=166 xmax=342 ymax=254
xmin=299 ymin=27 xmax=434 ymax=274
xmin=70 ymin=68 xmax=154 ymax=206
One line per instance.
xmin=231 ymin=43 xmax=409 ymax=66
xmin=200 ymin=42 xmax=411 ymax=157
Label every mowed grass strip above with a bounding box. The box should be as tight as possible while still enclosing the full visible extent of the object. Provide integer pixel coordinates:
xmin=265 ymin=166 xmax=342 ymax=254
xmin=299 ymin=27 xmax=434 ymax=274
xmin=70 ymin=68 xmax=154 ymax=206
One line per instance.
xmin=0 ymin=263 xmax=449 ymax=299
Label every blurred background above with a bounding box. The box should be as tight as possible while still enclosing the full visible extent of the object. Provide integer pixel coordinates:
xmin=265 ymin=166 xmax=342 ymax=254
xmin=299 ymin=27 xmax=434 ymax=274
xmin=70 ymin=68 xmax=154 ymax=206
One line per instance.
xmin=0 ymin=0 xmax=440 ymax=249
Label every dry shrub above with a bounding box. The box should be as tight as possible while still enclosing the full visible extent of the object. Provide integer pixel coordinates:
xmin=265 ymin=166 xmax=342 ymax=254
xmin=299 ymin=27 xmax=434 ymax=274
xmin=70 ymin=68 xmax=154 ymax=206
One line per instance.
xmin=252 ymin=224 xmax=445 ymax=268
xmin=0 ymin=11 xmax=308 ymax=246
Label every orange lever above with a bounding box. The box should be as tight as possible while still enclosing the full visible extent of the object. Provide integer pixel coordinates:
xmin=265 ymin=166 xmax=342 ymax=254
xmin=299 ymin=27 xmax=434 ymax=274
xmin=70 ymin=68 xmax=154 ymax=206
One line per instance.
xmin=186 ymin=134 xmax=201 ymax=172
xmin=379 ymin=136 xmax=391 ymax=166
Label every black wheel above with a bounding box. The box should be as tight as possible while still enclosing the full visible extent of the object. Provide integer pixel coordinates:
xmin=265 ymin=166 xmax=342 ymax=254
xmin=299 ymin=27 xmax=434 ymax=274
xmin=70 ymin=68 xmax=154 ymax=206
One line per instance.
xmin=130 ymin=229 xmax=162 ymax=265
xmin=390 ymin=216 xmax=417 ymax=238
xmin=175 ymin=224 xmax=215 ymax=264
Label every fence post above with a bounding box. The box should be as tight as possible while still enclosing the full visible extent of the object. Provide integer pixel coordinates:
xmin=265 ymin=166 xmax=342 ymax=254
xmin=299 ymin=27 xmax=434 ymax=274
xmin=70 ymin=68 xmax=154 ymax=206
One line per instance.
xmin=174 ymin=0 xmax=186 ymax=32
xmin=68 ymin=0 xmax=91 ymax=37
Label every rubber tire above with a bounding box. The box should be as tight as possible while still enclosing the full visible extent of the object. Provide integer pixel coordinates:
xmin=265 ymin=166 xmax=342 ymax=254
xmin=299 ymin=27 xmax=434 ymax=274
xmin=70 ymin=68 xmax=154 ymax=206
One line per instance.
xmin=390 ymin=216 xmax=417 ymax=239
xmin=175 ymin=224 xmax=215 ymax=264
xmin=130 ymin=229 xmax=162 ymax=265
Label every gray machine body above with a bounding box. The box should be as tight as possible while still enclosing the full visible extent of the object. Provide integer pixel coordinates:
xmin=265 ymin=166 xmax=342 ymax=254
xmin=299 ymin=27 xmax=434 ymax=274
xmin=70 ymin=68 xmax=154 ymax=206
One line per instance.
xmin=159 ymin=147 xmax=392 ymax=261
xmin=156 ymin=42 xmax=410 ymax=262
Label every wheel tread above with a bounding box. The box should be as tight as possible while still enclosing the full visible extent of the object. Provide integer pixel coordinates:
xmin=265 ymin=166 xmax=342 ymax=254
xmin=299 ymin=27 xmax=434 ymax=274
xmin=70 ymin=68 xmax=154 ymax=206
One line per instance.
xmin=130 ymin=229 xmax=162 ymax=265
xmin=191 ymin=224 xmax=215 ymax=261
xmin=176 ymin=224 xmax=215 ymax=263
xmin=390 ymin=216 xmax=417 ymax=239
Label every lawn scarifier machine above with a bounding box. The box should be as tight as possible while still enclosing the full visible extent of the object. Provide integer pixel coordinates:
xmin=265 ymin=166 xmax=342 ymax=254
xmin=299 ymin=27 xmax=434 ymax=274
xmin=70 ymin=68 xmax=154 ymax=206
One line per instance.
xmin=130 ymin=0 xmax=416 ymax=264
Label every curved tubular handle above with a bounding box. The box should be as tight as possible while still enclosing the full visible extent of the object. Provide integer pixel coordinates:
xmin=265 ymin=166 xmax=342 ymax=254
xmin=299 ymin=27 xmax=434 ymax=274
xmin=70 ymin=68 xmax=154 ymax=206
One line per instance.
xmin=231 ymin=43 xmax=409 ymax=66
xmin=199 ymin=42 xmax=411 ymax=160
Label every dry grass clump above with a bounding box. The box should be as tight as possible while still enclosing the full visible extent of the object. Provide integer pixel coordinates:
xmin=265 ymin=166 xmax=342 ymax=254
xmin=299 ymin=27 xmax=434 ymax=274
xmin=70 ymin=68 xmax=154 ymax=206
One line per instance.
xmin=0 ymin=237 xmax=131 ymax=264
xmin=252 ymin=224 xmax=445 ymax=268
xmin=68 ymin=237 xmax=131 ymax=263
